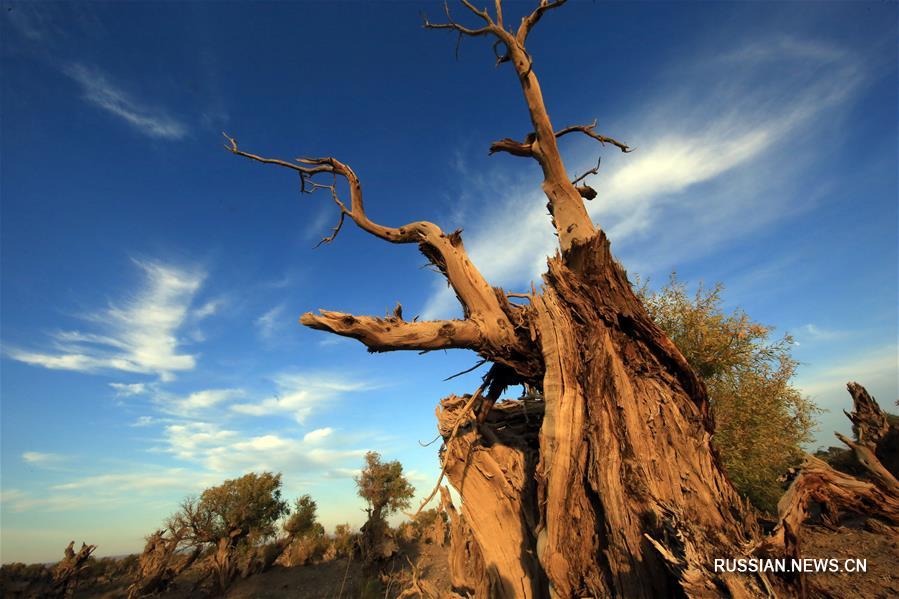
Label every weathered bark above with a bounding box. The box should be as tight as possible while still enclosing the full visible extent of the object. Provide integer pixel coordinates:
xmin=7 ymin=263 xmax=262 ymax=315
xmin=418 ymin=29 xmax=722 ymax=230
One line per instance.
xmin=127 ymin=529 xmax=199 ymax=599
xmin=436 ymin=395 xmax=545 ymax=598
xmin=440 ymin=486 xmax=492 ymax=597
xmin=51 ymin=541 xmax=96 ymax=598
xmin=530 ymin=233 xmax=768 ymax=598
xmin=769 ymin=383 xmax=899 ymax=552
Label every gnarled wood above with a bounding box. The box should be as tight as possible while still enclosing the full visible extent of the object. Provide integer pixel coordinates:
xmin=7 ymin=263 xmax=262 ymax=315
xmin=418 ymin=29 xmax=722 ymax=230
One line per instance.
xmin=767 ymin=455 xmax=899 ymax=554
xmin=439 ymin=486 xmax=491 ymax=597
xmin=51 ymin=541 xmax=96 ymax=598
xmin=436 ymin=394 xmax=545 ymax=598
xmin=767 ymin=383 xmax=899 ymax=562
xmin=127 ymin=528 xmax=199 ymax=599
xmin=532 ymin=233 xmax=763 ymax=598
xmin=301 ymin=311 xmax=482 ymax=353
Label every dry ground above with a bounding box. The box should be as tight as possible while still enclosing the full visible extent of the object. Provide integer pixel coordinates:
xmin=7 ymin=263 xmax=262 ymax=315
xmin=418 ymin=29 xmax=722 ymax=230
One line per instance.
xmin=2 ymin=529 xmax=896 ymax=598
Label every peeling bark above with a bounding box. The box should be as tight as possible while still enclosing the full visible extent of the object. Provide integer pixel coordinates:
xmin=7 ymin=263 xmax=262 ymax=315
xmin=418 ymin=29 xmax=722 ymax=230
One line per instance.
xmin=436 ymin=395 xmax=545 ymax=598
xmin=531 ymin=233 xmax=765 ymax=598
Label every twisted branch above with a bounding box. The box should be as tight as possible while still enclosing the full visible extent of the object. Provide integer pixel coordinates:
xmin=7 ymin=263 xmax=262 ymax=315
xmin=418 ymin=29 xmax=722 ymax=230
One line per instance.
xmin=226 ymin=134 xmax=538 ymax=371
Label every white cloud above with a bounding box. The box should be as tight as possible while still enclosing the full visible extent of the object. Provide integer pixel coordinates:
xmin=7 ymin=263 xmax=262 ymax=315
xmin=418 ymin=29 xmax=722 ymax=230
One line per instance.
xmin=130 ymin=415 xmax=157 ymax=427
xmin=109 ymin=382 xmax=147 ymax=396
xmin=0 ymin=488 xmax=106 ymax=513
xmin=166 ymin=388 xmax=243 ymax=415
xmin=64 ymin=63 xmax=187 ymax=140
xmin=420 ymin=35 xmax=864 ymax=319
xmin=22 ymin=452 xmax=66 ymax=466
xmin=303 ymin=427 xmax=334 ymax=443
xmin=255 ymin=304 xmax=287 ymax=340
xmin=161 ymin=421 xmax=366 ymax=475
xmin=192 ymin=298 xmax=224 ymax=320
xmin=50 ymin=469 xmax=206 ymax=493
xmin=795 ymin=324 xmax=848 ymax=343
xmin=7 ymin=260 xmax=204 ymax=381
xmin=796 ymin=344 xmax=898 ymax=400
xmin=163 ymin=422 xmax=238 ymax=461
xmin=230 ymin=372 xmax=375 ymax=423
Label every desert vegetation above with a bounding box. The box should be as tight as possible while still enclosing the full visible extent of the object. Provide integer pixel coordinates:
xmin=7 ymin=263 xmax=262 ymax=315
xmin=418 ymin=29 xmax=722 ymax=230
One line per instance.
xmin=2 ymin=377 xmax=897 ymax=598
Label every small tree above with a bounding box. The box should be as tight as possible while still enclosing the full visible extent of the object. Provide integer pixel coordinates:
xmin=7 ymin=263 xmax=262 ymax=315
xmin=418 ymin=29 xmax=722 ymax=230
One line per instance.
xmin=167 ymin=472 xmax=288 ymax=592
xmin=637 ymin=274 xmax=818 ymax=511
xmin=355 ymin=451 xmax=414 ymax=562
xmin=283 ymin=494 xmax=318 ymax=538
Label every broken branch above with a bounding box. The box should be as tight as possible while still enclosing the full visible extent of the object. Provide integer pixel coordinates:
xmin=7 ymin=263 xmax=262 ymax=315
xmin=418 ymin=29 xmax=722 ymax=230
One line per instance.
xmin=300 ymin=310 xmax=482 ymax=352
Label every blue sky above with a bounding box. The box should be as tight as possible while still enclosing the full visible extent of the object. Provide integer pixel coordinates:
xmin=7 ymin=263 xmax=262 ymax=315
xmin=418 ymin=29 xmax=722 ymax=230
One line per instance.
xmin=1 ymin=1 xmax=896 ymax=563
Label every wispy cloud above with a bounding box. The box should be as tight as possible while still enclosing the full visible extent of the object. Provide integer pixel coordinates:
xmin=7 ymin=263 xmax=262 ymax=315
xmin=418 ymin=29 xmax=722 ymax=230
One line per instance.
xmin=161 ymin=421 xmax=366 ymax=475
xmin=796 ymin=344 xmax=898 ymax=400
xmin=6 ymin=260 xmax=204 ymax=381
xmin=192 ymin=298 xmax=225 ymax=320
xmin=255 ymin=304 xmax=287 ymax=340
xmin=109 ymin=382 xmax=148 ymax=397
xmin=230 ymin=372 xmax=376 ymax=423
xmin=421 ymin=35 xmax=864 ymax=319
xmin=6 ymin=3 xmax=56 ymax=41
xmin=22 ymin=452 xmax=67 ymax=467
xmin=160 ymin=388 xmax=244 ymax=416
xmin=50 ymin=469 xmax=208 ymax=493
xmin=64 ymin=63 xmax=187 ymax=140
xmin=0 ymin=488 xmax=106 ymax=513
xmin=794 ymin=323 xmax=849 ymax=345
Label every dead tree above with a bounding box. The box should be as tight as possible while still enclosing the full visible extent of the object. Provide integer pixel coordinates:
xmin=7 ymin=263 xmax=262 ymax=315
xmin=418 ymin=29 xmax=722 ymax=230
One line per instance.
xmin=51 ymin=541 xmax=96 ymax=598
xmin=127 ymin=528 xmax=200 ymax=599
xmin=227 ymin=2 xmax=897 ymax=596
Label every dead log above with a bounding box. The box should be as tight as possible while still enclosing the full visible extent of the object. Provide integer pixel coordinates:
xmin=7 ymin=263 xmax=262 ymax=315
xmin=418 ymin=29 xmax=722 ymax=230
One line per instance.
xmin=768 ymin=383 xmax=899 ymax=557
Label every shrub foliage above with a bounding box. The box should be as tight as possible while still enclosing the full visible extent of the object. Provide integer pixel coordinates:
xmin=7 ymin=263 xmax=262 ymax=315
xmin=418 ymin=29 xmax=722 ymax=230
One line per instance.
xmin=637 ymin=274 xmax=818 ymax=512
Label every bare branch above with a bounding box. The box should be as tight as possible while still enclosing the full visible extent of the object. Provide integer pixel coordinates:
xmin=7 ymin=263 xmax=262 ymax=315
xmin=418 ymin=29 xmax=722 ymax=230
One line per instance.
xmin=444 ymin=358 xmax=489 ymax=381
xmin=412 ymin=383 xmax=484 ymax=516
xmin=225 ymin=135 xmax=521 ymax=336
xmin=488 ymin=136 xmax=534 ymax=156
xmin=571 ymin=157 xmax=601 ymax=201
xmin=314 ymin=210 xmax=345 ymax=247
xmin=301 ymin=310 xmax=483 ymax=352
xmin=424 ymin=1 xmax=497 ymax=37
xmin=555 ymin=120 xmax=633 ymax=153
xmin=571 ymin=157 xmax=601 ymax=186
xmin=460 ymin=0 xmax=493 ymax=24
xmin=516 ymin=0 xmax=568 ymax=44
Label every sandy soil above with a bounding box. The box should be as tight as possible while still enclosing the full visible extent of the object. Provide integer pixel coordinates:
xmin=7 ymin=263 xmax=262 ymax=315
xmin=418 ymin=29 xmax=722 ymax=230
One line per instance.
xmin=4 ymin=528 xmax=896 ymax=598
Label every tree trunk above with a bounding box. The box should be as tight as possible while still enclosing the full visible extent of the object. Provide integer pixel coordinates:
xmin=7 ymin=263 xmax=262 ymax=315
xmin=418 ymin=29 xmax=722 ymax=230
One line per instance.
xmin=534 ymin=234 xmax=773 ymax=597
xmin=437 ymin=395 xmax=545 ymax=597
